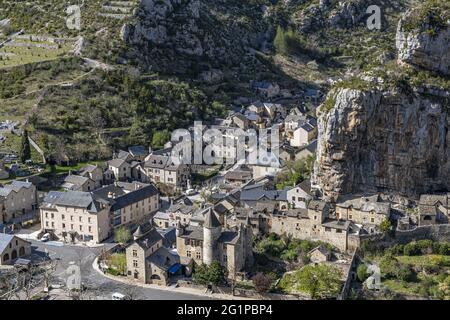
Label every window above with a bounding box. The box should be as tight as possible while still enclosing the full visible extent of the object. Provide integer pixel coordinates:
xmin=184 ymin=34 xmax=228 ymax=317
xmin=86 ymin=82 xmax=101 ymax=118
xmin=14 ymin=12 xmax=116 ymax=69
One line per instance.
xmin=325 ymin=227 xmax=331 ymax=232
xmin=51 ymin=222 xmax=54 ymax=227
xmin=196 ymin=252 xmax=201 ymax=259
xmin=79 ymin=225 xmax=83 ymax=231
xmin=70 ymin=216 xmax=73 ymax=221
xmin=62 ymin=223 xmax=66 ymax=229
xmin=349 ymin=214 xmax=353 ymax=220
xmin=336 ymin=229 xmax=342 ymax=233
xmin=62 ymin=214 xmax=65 ymax=220
xmin=371 ymin=217 xmax=375 ymax=223
xmin=71 ymin=224 xmax=74 ymax=230
xmin=45 ymin=221 xmax=49 ymax=227
xmin=133 ymin=260 xmax=138 ymax=268
xmin=88 ymin=226 xmax=92 ymax=233
xmin=133 ymin=250 xmax=138 ymax=257
xmin=79 ymin=217 xmax=82 ymax=222
xmin=88 ymin=217 xmax=91 ymax=223
xmin=45 ymin=212 xmax=48 ymax=218
xmin=186 ymin=250 xmax=191 ymax=258
xmin=51 ymin=213 xmax=54 ymax=219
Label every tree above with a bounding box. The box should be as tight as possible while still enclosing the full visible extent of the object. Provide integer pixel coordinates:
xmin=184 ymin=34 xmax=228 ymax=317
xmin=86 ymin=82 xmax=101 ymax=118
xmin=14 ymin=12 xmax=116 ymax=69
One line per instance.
xmin=379 ymin=218 xmax=392 ymax=233
xmin=208 ymin=261 xmax=226 ymax=286
xmin=296 ymin=264 xmax=342 ymax=299
xmin=274 ymin=26 xmax=287 ymax=55
xmin=252 ymin=273 xmax=272 ymax=293
xmin=109 ymin=253 xmax=127 ymax=276
xmin=20 ymin=129 xmax=31 ymax=163
xmin=192 ymin=262 xmax=226 ymax=286
xmin=151 ymin=130 xmax=171 ymax=149
xmin=114 ymin=226 xmax=131 ymax=245
xmin=356 ymin=264 xmax=369 ymax=282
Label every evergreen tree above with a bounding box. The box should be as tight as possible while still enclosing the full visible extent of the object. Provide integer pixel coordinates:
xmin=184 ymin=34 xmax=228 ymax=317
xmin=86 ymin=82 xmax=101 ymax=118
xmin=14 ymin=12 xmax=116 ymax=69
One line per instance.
xmin=20 ymin=129 xmax=31 ymax=163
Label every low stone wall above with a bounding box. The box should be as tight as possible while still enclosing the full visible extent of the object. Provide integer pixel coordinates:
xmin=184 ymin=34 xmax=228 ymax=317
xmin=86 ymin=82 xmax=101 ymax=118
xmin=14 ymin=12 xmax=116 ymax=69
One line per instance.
xmin=177 ymin=280 xmax=309 ymax=300
xmin=337 ymin=249 xmax=357 ymax=300
xmin=360 ymin=224 xmax=450 ymax=249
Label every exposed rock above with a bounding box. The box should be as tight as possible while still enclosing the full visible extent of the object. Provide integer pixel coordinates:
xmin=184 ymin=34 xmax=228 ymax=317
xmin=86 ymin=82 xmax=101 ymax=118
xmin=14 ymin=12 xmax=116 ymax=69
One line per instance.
xmin=119 ymin=0 xmax=267 ymax=73
xmin=72 ymin=37 xmax=85 ymax=56
xmin=396 ymin=10 xmax=450 ymax=76
xmin=313 ymin=88 xmax=450 ymax=201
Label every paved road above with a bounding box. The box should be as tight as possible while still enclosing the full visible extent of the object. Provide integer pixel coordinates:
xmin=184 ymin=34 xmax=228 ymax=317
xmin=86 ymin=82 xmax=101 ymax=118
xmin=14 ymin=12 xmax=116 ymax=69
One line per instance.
xmin=28 ymin=240 xmax=212 ymax=300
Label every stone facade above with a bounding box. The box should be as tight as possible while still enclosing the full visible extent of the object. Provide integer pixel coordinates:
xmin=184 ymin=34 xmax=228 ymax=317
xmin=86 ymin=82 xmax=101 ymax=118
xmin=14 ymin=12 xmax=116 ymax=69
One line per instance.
xmin=0 ymin=180 xmax=37 ymax=225
xmin=0 ymin=234 xmax=32 ymax=265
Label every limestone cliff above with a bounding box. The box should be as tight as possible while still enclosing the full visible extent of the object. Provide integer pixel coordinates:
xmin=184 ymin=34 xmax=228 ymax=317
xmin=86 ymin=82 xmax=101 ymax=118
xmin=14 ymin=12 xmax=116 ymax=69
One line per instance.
xmin=120 ymin=0 xmax=268 ymax=74
xmin=313 ymin=1 xmax=450 ymax=200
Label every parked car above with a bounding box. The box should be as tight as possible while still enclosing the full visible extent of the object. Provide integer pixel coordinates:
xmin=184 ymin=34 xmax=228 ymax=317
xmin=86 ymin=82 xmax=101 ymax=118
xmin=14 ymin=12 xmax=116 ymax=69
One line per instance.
xmin=112 ymin=292 xmax=129 ymax=300
xmin=41 ymin=233 xmax=51 ymax=242
xmin=185 ymin=189 xmax=197 ymax=196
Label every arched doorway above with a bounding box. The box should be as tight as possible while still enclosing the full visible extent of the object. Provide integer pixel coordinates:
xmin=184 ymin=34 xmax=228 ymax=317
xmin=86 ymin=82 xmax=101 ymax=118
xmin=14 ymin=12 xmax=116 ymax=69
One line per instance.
xmin=423 ymin=215 xmax=432 ymax=221
xmin=150 ymin=274 xmax=161 ymax=280
xmin=19 ymin=246 xmax=25 ymax=256
xmin=11 ymin=250 xmax=17 ymax=260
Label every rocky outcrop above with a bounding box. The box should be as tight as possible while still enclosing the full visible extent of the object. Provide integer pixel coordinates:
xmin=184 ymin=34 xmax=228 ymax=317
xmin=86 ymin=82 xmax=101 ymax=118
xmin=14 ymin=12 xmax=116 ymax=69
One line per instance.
xmin=120 ymin=0 xmax=268 ymax=73
xmin=313 ymin=88 xmax=449 ymax=200
xmin=396 ymin=9 xmax=450 ymax=76
xmin=313 ymin=2 xmax=450 ymax=200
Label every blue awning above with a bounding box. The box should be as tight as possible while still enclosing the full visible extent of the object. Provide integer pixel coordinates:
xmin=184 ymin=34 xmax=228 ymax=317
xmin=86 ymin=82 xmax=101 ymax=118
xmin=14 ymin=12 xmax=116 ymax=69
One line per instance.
xmin=168 ymin=263 xmax=181 ymax=274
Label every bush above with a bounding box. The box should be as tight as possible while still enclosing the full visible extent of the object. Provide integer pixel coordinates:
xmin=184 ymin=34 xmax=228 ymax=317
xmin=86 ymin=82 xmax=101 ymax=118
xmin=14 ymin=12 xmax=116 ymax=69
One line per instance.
xmin=357 ymin=264 xmax=369 ymax=282
xmin=252 ymin=273 xmax=272 ymax=293
xmin=193 ymin=261 xmax=226 ymax=286
xmin=403 ymin=242 xmax=421 ymax=256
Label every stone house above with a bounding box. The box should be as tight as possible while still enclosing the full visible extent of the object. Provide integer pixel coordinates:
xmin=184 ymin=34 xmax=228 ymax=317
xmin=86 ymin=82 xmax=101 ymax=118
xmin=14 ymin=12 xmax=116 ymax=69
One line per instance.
xmin=175 ymin=209 xmax=253 ymax=278
xmin=285 ymin=179 xmax=313 ymax=209
xmin=335 ymin=195 xmax=391 ymax=232
xmin=418 ymin=194 xmax=449 ymax=224
xmin=107 ymin=158 xmax=131 ymax=181
xmin=308 ymin=245 xmax=332 ymax=263
xmin=235 ymin=202 xmax=274 ymax=236
xmin=290 ymin=120 xmax=317 ymax=147
xmin=295 ymin=140 xmax=317 ymax=161
xmin=251 ymin=81 xmax=280 ymax=98
xmin=0 ymin=233 xmax=31 ymax=265
xmin=0 ymin=180 xmax=38 ymax=225
xmin=239 ymin=184 xmax=288 ymax=209
xmin=224 ymin=167 xmax=253 ymax=186
xmin=62 ymin=174 xmax=96 ymax=192
xmin=79 ymin=164 xmax=104 ymax=188
xmin=126 ymin=224 xmax=180 ymax=286
xmin=144 ymin=154 xmax=190 ymax=189
xmin=153 ymin=211 xmax=171 ymax=229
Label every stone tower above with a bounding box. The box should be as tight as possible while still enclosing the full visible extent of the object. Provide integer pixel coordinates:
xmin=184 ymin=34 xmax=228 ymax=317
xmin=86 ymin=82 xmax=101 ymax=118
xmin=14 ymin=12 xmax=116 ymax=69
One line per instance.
xmin=202 ymin=208 xmax=222 ymax=266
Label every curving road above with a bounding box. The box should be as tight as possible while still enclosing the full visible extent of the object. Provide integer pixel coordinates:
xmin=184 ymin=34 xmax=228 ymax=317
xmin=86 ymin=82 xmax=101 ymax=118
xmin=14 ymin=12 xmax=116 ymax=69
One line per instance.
xmin=28 ymin=239 xmax=213 ymax=300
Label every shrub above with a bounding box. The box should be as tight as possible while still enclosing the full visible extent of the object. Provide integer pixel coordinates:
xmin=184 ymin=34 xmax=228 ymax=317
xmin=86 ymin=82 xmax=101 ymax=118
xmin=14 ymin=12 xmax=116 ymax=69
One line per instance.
xmin=356 ymin=264 xmax=369 ymax=282
xmin=252 ymin=273 xmax=272 ymax=293
xmin=403 ymin=242 xmax=421 ymax=256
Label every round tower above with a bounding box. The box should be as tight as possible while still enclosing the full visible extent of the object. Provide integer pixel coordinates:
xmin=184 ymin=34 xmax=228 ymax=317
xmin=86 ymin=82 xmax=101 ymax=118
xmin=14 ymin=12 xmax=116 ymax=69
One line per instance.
xmin=203 ymin=208 xmax=222 ymax=265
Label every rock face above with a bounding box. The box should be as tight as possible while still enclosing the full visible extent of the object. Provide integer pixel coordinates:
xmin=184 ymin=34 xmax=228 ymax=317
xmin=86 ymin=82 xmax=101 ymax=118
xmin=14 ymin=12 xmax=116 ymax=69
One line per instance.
xmin=120 ymin=0 xmax=267 ymax=73
xmin=313 ymin=88 xmax=450 ymax=200
xmin=396 ymin=10 xmax=450 ymax=76
xmin=313 ymin=4 xmax=450 ymax=200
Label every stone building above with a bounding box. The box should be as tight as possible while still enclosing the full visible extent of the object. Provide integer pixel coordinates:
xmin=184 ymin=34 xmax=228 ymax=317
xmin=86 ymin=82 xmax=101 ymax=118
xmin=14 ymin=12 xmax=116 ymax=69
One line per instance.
xmin=0 ymin=180 xmax=38 ymax=225
xmin=0 ymin=233 xmax=31 ymax=265
xmin=78 ymin=164 xmax=104 ymax=188
xmin=40 ymin=182 xmax=160 ymax=243
xmin=418 ymin=194 xmax=449 ymax=224
xmin=144 ymin=154 xmax=190 ymax=189
xmin=62 ymin=174 xmax=96 ymax=192
xmin=175 ymin=208 xmax=253 ymax=278
xmin=335 ymin=194 xmax=391 ymax=232
xmin=125 ymin=223 xmax=180 ymax=286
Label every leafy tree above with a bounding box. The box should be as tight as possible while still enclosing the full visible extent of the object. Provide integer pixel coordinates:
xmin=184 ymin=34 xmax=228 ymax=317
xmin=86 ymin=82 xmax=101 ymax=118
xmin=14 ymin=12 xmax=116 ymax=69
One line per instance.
xmin=20 ymin=129 xmax=31 ymax=163
xmin=379 ymin=218 xmax=392 ymax=233
xmin=275 ymin=155 xmax=315 ymax=190
xmin=114 ymin=226 xmax=131 ymax=245
xmin=193 ymin=262 xmax=226 ymax=286
xmin=252 ymin=273 xmax=272 ymax=293
xmin=295 ymin=264 xmax=342 ymax=299
xmin=151 ymin=130 xmax=171 ymax=149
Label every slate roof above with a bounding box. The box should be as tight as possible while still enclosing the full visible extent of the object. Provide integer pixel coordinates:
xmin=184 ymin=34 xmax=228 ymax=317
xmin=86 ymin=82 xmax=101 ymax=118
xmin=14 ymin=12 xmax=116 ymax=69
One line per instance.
xmin=158 ymin=227 xmax=176 ymax=248
xmin=419 ymin=194 xmax=449 ymax=207
xmin=336 ymin=195 xmax=390 ymax=215
xmin=153 ymin=211 xmax=170 ymax=221
xmin=117 ymin=150 xmax=132 ymax=160
xmin=180 ymin=226 xmax=204 ymax=240
xmin=308 ymin=245 xmax=330 ymax=256
xmin=308 ymin=200 xmax=327 ymax=211
xmin=64 ymin=175 xmax=91 ymax=186
xmin=128 ymin=145 xmax=148 ymax=157
xmin=46 ymin=191 xmax=105 ymax=213
xmin=147 ymin=246 xmax=179 ymax=271
xmin=135 ymin=227 xmax=164 ymax=249
xmin=108 ymin=184 xmax=159 ymax=211
xmin=217 ymin=231 xmax=239 ymax=244
xmin=79 ymin=164 xmax=99 ymax=174
xmin=0 ymin=180 xmax=34 ymax=197
xmin=108 ymin=158 xmax=127 ymax=168
xmin=322 ymin=219 xmax=351 ymax=231
xmin=225 ymin=170 xmax=252 ymax=181
xmin=240 ymin=188 xmax=286 ymax=202
xmin=0 ymin=233 xmax=14 ymax=253
xmin=204 ymin=208 xmax=221 ymax=228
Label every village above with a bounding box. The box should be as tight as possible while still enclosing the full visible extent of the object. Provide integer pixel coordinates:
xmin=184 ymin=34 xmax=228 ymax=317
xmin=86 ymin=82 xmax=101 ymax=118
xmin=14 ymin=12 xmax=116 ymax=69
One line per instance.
xmin=1 ymin=90 xmax=449 ymax=300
